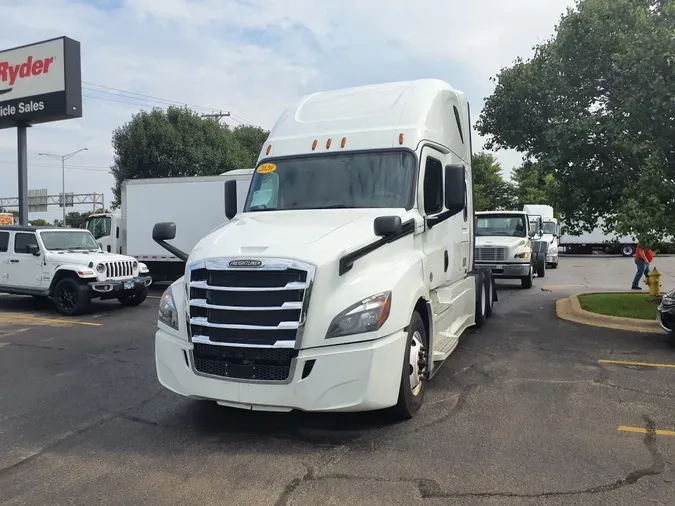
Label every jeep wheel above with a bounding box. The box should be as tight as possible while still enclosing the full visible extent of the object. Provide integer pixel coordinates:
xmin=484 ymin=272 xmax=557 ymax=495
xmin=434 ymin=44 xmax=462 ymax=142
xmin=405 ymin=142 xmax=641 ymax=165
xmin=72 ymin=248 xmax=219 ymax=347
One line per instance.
xmin=117 ymin=286 xmax=149 ymax=307
xmin=53 ymin=278 xmax=91 ymax=316
xmin=389 ymin=311 xmax=428 ymax=420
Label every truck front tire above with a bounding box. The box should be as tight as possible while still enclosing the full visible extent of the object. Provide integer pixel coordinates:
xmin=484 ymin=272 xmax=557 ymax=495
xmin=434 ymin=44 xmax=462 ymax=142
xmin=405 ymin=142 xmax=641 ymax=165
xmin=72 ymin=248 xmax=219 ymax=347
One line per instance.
xmin=52 ymin=278 xmax=91 ymax=316
xmin=390 ymin=311 xmax=428 ymax=420
xmin=521 ymin=266 xmax=533 ymax=289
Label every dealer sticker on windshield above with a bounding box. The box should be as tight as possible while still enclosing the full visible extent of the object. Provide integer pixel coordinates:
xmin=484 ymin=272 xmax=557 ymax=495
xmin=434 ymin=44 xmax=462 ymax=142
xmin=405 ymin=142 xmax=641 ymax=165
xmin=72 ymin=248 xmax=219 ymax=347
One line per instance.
xmin=257 ymin=163 xmax=277 ymax=173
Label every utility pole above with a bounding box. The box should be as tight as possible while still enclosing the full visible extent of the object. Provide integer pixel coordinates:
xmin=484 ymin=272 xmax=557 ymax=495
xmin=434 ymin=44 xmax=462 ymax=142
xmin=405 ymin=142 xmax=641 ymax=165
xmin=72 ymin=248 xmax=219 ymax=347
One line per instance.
xmin=200 ymin=111 xmax=231 ymax=124
xmin=38 ymin=147 xmax=88 ymax=227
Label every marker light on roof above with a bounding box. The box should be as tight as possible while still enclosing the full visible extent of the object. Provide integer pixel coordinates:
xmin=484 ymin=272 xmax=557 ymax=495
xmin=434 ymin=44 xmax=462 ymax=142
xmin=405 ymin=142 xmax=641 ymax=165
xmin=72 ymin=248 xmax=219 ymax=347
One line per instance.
xmin=266 ymin=145 xmax=272 ymax=155
xmin=398 ymin=133 xmax=405 ymax=145
xmin=312 ymin=140 xmax=318 ymax=150
xmin=341 ymin=137 xmax=347 ymax=148
xmin=326 ymin=138 xmax=332 ymax=149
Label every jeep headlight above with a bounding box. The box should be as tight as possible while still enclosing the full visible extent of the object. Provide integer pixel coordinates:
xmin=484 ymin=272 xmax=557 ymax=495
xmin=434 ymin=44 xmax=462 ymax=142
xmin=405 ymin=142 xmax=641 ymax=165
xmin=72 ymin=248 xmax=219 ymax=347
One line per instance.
xmin=326 ymin=291 xmax=392 ymax=338
xmin=132 ymin=260 xmax=139 ymax=269
xmin=158 ymin=286 xmax=179 ymax=330
xmin=138 ymin=262 xmax=149 ymax=274
xmin=95 ymin=263 xmax=106 ymax=274
xmin=514 ymin=251 xmax=530 ymax=259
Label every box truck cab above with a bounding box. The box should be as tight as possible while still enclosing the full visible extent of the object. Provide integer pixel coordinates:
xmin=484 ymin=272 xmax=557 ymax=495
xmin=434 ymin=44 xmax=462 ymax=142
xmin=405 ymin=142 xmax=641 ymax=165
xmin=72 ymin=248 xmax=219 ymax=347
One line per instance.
xmin=523 ymin=204 xmax=559 ymax=268
xmin=151 ymin=79 xmax=497 ymax=419
xmin=475 ymin=210 xmax=546 ymax=288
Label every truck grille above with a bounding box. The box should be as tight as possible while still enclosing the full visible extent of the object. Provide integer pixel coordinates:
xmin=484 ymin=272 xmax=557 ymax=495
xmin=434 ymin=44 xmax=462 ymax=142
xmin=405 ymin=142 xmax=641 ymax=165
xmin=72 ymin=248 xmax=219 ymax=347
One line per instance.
xmin=187 ymin=258 xmax=315 ymax=382
xmin=475 ymin=247 xmax=507 ymax=262
xmin=105 ymin=260 xmax=134 ymax=279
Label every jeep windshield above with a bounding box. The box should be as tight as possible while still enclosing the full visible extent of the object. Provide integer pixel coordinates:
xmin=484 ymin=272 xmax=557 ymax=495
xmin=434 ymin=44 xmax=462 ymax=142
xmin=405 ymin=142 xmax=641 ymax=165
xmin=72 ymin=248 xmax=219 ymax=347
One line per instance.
xmin=244 ymin=150 xmax=417 ymax=212
xmin=41 ymin=231 xmax=100 ymax=251
xmin=476 ymin=214 xmax=527 ymax=238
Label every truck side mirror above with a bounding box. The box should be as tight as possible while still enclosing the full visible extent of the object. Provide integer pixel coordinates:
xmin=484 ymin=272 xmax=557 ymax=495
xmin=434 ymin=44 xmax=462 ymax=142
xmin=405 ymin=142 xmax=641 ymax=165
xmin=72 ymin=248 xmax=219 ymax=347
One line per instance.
xmin=152 ymin=222 xmax=176 ymax=241
xmin=225 ymin=180 xmax=238 ymax=220
xmin=374 ymin=216 xmax=402 ymax=237
xmin=444 ymin=164 xmax=465 ymax=216
xmin=528 ymin=229 xmax=536 ymax=238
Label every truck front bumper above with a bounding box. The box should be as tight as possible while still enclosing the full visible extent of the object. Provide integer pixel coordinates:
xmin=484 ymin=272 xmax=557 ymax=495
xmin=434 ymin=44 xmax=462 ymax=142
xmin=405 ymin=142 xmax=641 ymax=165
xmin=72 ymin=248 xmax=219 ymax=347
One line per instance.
xmin=155 ymin=328 xmax=407 ymax=413
xmin=89 ymin=275 xmax=152 ymax=297
xmin=546 ymin=254 xmax=558 ymax=264
xmin=475 ymin=261 xmax=530 ymax=279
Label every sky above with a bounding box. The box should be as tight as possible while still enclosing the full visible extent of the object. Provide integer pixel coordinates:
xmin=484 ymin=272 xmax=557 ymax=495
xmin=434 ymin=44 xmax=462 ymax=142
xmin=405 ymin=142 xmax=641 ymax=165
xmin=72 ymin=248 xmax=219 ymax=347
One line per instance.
xmin=0 ymin=0 xmax=575 ymax=223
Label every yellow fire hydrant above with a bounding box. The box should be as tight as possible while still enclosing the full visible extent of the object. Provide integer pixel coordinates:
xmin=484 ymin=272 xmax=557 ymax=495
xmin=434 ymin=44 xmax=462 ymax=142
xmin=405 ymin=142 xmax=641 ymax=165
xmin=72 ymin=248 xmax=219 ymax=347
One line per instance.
xmin=646 ymin=267 xmax=661 ymax=297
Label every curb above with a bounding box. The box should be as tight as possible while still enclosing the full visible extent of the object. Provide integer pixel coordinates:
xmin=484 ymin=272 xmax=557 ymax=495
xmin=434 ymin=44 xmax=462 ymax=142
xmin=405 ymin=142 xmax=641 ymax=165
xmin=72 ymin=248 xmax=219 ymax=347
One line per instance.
xmin=555 ymin=293 xmax=663 ymax=334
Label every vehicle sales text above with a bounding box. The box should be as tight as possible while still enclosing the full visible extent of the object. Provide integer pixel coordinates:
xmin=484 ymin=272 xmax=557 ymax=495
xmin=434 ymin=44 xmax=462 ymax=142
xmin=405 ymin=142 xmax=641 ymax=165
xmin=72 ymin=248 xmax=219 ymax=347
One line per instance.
xmin=0 ymin=101 xmax=45 ymax=117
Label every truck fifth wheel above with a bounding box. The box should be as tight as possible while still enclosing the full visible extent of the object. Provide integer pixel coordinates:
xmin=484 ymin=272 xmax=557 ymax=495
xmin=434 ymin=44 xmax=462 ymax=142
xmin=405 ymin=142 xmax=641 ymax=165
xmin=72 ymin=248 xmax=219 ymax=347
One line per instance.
xmin=152 ymin=79 xmax=497 ymax=419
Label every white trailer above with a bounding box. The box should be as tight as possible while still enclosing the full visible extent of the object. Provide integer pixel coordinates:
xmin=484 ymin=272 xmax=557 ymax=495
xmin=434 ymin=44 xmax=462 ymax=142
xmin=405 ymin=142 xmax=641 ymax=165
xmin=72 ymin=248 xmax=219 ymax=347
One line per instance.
xmin=85 ymin=169 xmax=253 ymax=281
xmin=559 ymin=217 xmax=637 ymax=256
xmin=152 ymin=78 xmax=498 ymax=420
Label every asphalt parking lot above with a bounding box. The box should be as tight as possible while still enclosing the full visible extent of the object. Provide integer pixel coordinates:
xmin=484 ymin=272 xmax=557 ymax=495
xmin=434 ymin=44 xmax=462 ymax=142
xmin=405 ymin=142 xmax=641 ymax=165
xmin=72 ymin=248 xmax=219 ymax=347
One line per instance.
xmin=1 ymin=255 xmax=674 ymax=505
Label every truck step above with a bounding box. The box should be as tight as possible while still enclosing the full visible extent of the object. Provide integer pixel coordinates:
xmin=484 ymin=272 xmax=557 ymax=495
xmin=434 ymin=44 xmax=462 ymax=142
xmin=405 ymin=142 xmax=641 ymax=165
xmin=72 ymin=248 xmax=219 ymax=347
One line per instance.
xmin=432 ymin=332 xmax=459 ymax=362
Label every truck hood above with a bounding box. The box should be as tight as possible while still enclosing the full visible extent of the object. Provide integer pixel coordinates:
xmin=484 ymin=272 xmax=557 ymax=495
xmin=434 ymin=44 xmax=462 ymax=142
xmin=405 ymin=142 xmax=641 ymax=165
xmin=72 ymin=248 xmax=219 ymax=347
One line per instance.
xmin=475 ymin=236 xmax=529 ymax=248
xmin=188 ymin=209 xmax=413 ymax=266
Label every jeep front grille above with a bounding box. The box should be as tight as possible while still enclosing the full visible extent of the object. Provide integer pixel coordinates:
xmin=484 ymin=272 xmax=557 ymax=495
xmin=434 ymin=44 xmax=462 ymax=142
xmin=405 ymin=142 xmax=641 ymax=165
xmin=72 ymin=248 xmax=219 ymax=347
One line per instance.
xmin=475 ymin=247 xmax=507 ymax=262
xmin=105 ymin=260 xmax=134 ymax=279
xmin=186 ymin=258 xmax=315 ymax=382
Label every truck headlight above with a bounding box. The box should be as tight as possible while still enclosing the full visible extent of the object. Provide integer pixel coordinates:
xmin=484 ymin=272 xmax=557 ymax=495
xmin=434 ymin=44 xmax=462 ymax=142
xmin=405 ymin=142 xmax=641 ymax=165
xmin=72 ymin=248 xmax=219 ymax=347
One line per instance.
xmin=514 ymin=251 xmax=529 ymax=259
xmin=326 ymin=291 xmax=392 ymax=338
xmin=158 ymin=286 xmax=179 ymax=330
xmin=548 ymin=246 xmax=558 ymax=254
xmin=138 ymin=262 xmax=149 ymax=274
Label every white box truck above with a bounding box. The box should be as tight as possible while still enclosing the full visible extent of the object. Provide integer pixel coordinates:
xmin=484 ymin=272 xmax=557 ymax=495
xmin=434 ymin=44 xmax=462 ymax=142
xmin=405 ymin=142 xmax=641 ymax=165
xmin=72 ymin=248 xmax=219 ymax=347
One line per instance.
xmin=85 ymin=169 xmax=253 ymax=281
xmin=151 ymin=79 xmax=498 ymax=419
xmin=523 ymin=204 xmax=559 ymax=268
xmin=559 ymin=216 xmax=638 ymax=256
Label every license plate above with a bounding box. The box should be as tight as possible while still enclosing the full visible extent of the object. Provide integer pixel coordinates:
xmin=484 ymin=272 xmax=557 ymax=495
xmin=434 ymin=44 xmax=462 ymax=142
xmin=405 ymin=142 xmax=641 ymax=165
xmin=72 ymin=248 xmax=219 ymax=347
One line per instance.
xmin=124 ymin=281 xmax=134 ymax=290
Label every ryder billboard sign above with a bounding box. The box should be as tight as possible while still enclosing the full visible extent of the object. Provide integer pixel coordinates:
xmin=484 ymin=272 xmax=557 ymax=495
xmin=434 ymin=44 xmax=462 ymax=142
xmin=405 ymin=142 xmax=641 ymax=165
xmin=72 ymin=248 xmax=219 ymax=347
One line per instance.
xmin=0 ymin=36 xmax=82 ymax=129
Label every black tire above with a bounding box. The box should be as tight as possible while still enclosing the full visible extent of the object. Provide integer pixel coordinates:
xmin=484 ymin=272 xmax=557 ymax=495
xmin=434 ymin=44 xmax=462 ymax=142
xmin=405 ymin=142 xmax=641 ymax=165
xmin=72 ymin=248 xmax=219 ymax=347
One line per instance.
xmin=390 ymin=312 xmax=428 ymax=420
xmin=484 ymin=271 xmax=494 ymax=318
xmin=550 ymin=262 xmax=558 ymax=269
xmin=117 ymin=286 xmax=148 ymax=307
xmin=521 ymin=265 xmax=533 ymax=289
xmin=474 ymin=275 xmax=487 ymax=329
xmin=621 ymin=244 xmax=636 ymax=257
xmin=536 ymin=256 xmax=546 ymax=278
xmin=52 ymin=278 xmax=91 ymax=316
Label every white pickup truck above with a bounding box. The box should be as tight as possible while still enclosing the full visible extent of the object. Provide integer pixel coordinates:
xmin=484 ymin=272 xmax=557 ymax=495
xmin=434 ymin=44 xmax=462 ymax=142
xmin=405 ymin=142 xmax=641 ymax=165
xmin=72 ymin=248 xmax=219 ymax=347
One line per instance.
xmin=475 ymin=210 xmax=546 ymax=288
xmin=0 ymin=226 xmax=152 ymax=315
xmin=151 ymin=79 xmax=498 ymax=419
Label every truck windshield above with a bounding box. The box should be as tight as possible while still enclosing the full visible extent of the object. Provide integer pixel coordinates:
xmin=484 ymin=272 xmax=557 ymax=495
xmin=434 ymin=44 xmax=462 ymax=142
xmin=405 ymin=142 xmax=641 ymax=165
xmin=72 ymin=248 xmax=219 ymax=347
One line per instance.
xmin=476 ymin=215 xmax=527 ymax=238
xmin=244 ymin=150 xmax=417 ymax=211
xmin=86 ymin=216 xmax=111 ymax=239
xmin=542 ymin=222 xmax=557 ymax=234
xmin=41 ymin=231 xmax=100 ymax=251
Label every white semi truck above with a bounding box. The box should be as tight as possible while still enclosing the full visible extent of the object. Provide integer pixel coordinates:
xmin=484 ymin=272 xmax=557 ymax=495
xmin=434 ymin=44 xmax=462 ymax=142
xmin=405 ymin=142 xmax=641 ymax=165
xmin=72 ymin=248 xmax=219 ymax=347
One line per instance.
xmin=151 ymin=79 xmax=498 ymax=419
xmin=523 ymin=204 xmax=559 ymax=268
xmin=475 ymin=210 xmax=546 ymax=288
xmin=84 ymin=169 xmax=253 ymax=282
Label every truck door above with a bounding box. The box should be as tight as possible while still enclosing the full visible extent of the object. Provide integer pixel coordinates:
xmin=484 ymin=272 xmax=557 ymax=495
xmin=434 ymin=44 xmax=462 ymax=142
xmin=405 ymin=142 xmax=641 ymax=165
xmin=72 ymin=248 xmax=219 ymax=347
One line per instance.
xmin=420 ymin=147 xmax=447 ymax=291
xmin=0 ymin=231 xmax=9 ymax=286
xmin=9 ymin=232 xmax=43 ymax=287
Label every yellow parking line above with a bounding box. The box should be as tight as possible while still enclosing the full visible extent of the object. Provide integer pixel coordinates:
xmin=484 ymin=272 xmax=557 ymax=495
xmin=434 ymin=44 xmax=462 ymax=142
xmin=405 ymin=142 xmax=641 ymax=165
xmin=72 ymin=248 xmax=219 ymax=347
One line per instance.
xmin=0 ymin=312 xmax=101 ymax=327
xmin=598 ymin=359 xmax=675 ymax=369
xmin=618 ymin=426 xmax=675 ymax=437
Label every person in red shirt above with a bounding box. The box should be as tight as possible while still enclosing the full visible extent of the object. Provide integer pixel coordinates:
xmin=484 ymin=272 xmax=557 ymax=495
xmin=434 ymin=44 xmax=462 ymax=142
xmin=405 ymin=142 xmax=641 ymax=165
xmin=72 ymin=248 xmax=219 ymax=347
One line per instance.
xmin=632 ymin=244 xmax=654 ymax=289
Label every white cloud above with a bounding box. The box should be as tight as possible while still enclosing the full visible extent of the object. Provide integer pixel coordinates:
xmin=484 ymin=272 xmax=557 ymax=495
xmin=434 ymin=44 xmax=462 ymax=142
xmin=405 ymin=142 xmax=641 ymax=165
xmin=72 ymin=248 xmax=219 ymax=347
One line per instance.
xmin=0 ymin=0 xmax=573 ymax=222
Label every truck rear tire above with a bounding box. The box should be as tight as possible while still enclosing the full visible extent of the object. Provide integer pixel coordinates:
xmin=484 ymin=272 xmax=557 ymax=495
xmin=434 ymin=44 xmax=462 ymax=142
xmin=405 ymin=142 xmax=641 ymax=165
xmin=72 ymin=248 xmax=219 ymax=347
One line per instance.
xmin=536 ymin=256 xmax=546 ymax=278
xmin=52 ymin=278 xmax=91 ymax=316
xmin=474 ymin=274 xmax=487 ymax=329
xmin=484 ymin=271 xmax=495 ymax=318
xmin=521 ymin=266 xmax=533 ymax=289
xmin=621 ymin=244 xmax=636 ymax=257
xmin=390 ymin=312 xmax=428 ymax=420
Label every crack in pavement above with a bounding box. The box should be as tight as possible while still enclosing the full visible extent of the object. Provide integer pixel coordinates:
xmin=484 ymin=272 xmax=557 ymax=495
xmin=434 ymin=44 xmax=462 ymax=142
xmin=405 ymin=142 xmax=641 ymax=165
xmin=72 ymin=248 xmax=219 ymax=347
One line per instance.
xmin=0 ymin=388 xmax=164 ymax=476
xmin=274 ymin=415 xmax=665 ymax=503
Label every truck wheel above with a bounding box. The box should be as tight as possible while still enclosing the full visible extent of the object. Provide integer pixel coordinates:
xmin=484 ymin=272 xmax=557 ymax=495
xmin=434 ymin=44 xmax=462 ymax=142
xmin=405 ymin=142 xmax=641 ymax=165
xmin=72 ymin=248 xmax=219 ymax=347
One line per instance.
xmin=53 ymin=278 xmax=91 ymax=316
xmin=484 ymin=271 xmax=494 ymax=318
xmin=474 ymin=275 xmax=487 ymax=328
xmin=118 ymin=286 xmax=149 ymax=307
xmin=550 ymin=262 xmax=558 ymax=269
xmin=390 ymin=312 xmax=428 ymax=420
xmin=536 ymin=256 xmax=546 ymax=278
xmin=621 ymin=244 xmax=636 ymax=257
xmin=521 ymin=266 xmax=533 ymax=289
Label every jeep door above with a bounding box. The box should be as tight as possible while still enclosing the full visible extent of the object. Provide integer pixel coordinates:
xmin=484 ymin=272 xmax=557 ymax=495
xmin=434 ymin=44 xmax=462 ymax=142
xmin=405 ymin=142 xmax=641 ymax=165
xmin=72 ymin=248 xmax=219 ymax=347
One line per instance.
xmin=9 ymin=232 xmax=43 ymax=287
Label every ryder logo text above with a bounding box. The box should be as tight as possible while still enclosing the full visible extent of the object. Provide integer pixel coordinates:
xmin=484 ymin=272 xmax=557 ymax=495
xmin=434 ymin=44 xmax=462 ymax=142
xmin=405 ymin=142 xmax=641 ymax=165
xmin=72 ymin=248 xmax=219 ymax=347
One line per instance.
xmin=0 ymin=56 xmax=55 ymax=95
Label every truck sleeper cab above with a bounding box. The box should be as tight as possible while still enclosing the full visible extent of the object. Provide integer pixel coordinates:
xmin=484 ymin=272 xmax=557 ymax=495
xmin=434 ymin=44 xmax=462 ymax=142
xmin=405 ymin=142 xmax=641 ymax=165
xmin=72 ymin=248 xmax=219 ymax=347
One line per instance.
xmin=153 ymin=79 xmax=496 ymax=419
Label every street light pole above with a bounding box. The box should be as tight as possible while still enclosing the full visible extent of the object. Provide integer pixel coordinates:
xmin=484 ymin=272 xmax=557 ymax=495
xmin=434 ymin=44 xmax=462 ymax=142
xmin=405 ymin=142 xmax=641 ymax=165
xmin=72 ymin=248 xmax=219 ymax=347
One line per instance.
xmin=38 ymin=147 xmax=88 ymax=227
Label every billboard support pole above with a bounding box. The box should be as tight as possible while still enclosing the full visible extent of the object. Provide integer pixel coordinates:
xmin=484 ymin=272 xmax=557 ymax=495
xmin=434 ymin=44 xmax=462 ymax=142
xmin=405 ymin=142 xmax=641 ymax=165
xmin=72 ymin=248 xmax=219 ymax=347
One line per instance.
xmin=17 ymin=124 xmax=29 ymax=226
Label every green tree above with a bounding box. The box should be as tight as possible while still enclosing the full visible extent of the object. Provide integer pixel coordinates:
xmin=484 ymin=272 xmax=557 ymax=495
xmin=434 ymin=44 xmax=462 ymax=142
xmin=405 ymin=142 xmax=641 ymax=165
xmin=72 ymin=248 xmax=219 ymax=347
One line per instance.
xmin=472 ymin=152 xmax=515 ymax=210
xmin=477 ymin=0 xmax=675 ymax=240
xmin=510 ymin=160 xmax=555 ymax=209
xmin=231 ymin=125 xmax=270 ymax=168
xmin=28 ymin=218 xmax=49 ymax=226
xmin=110 ymin=106 xmax=269 ymax=207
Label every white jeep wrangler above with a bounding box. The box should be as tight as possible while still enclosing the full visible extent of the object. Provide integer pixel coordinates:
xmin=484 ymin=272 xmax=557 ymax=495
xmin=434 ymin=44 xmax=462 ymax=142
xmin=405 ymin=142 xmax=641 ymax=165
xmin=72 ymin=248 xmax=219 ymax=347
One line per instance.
xmin=0 ymin=226 xmax=152 ymax=315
